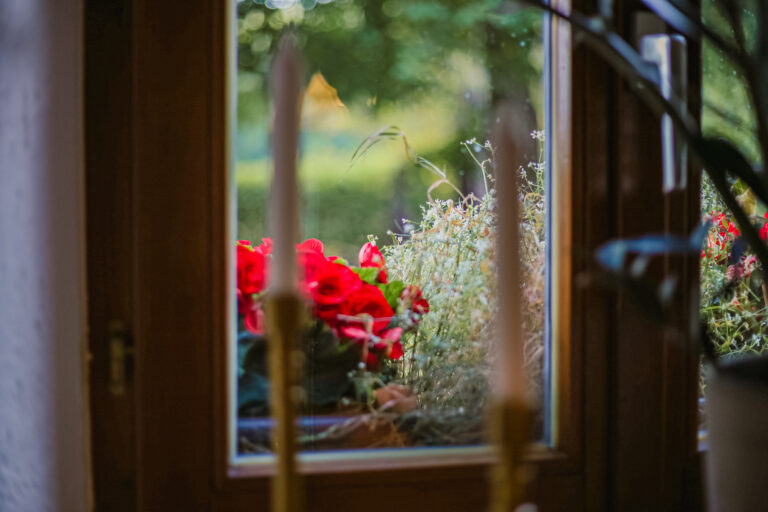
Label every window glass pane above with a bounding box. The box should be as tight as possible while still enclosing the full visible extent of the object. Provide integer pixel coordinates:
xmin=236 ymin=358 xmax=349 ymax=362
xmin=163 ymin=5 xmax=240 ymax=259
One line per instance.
xmin=700 ymin=0 xmax=761 ymax=438
xmin=234 ymin=0 xmax=550 ymax=458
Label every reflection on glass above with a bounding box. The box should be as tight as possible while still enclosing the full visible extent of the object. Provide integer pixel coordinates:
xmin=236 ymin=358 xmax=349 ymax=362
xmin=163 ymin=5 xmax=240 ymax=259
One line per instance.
xmin=234 ymin=0 xmax=548 ymax=456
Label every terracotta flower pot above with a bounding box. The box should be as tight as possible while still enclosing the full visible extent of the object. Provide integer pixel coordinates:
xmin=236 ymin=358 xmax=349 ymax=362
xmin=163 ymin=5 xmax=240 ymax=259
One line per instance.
xmin=704 ymin=357 xmax=768 ymax=512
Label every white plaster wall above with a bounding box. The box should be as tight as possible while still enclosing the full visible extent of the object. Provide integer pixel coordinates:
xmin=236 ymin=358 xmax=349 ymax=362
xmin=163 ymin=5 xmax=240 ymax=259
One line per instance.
xmin=0 ymin=0 xmax=90 ymax=511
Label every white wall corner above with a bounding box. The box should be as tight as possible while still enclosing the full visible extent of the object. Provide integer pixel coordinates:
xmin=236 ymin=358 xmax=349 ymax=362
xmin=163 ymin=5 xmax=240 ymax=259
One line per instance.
xmin=0 ymin=0 xmax=91 ymax=510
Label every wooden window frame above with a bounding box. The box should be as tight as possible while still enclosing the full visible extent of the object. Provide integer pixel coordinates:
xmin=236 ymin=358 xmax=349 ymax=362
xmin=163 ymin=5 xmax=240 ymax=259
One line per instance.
xmin=85 ymin=0 xmax=702 ymax=510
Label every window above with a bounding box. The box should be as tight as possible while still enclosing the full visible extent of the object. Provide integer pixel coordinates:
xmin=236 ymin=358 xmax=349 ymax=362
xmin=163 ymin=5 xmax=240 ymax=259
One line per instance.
xmin=232 ymin=0 xmax=552 ymax=462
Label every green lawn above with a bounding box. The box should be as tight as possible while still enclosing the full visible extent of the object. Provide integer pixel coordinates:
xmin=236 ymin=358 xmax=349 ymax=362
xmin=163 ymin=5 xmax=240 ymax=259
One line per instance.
xmin=236 ymin=133 xmax=462 ymax=261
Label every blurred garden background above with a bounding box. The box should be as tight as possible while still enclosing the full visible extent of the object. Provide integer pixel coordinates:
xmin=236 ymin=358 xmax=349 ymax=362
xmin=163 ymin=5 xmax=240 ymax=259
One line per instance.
xmin=234 ymin=0 xmax=550 ymax=447
xmin=235 ymin=0 xmax=543 ymax=261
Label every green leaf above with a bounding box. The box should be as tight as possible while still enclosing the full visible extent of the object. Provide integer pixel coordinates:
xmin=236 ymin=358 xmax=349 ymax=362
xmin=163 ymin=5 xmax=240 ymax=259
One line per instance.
xmin=352 ymin=266 xmax=379 ymax=284
xmin=237 ymin=372 xmax=269 ymax=413
xmin=331 ymin=257 xmax=349 ymax=266
xmin=736 ymin=188 xmax=757 ymax=216
xmin=241 ymin=336 xmax=268 ymax=375
xmin=696 ymin=137 xmax=768 ymax=206
xmin=378 ymin=280 xmax=406 ymax=309
xmin=237 ymin=335 xmax=257 ymax=377
xmin=238 ymin=327 xmax=360 ymax=412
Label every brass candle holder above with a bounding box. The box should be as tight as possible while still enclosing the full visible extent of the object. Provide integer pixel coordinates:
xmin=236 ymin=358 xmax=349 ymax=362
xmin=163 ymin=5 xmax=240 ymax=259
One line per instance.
xmin=266 ymin=293 xmax=305 ymax=512
xmin=488 ymin=398 xmax=532 ymax=512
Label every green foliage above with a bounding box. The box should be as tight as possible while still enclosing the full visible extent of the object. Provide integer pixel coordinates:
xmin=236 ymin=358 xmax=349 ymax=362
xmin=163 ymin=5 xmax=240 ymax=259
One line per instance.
xmin=236 ymin=0 xmax=546 ymax=264
xmin=237 ymin=0 xmax=542 ymax=121
xmin=238 ymin=324 xmax=365 ymax=416
xmin=351 ymin=266 xmax=381 ymax=285
xmin=380 ymin=136 xmax=547 ymax=444
xmin=385 ymin=194 xmax=497 ymax=403
xmin=237 ymin=168 xmax=409 ymax=261
xmin=698 ymin=2 xmax=768 ymax=361
xmin=702 ymin=0 xmax=760 ymax=164
xmin=384 ymin=194 xmax=496 ymax=444
xmin=519 ymin=132 xmax=547 ymax=405
xmin=378 ymin=280 xmax=405 ymax=309
xmin=235 ymin=0 xmax=549 ymax=447
xmin=700 ymin=178 xmax=768 ymax=358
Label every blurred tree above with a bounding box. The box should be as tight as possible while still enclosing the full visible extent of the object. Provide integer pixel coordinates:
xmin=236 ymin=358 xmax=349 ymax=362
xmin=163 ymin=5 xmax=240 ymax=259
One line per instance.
xmin=702 ymin=0 xmax=759 ymax=165
xmin=236 ymin=0 xmax=542 ymax=161
xmin=235 ymin=0 xmax=544 ymax=252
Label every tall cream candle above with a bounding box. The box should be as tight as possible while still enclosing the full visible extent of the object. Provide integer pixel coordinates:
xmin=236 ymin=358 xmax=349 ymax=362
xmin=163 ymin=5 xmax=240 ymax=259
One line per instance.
xmin=266 ymin=36 xmax=304 ymax=512
xmin=270 ymin=38 xmax=302 ymax=294
xmin=493 ymin=105 xmax=528 ymax=402
xmin=487 ymin=104 xmax=533 ymax=512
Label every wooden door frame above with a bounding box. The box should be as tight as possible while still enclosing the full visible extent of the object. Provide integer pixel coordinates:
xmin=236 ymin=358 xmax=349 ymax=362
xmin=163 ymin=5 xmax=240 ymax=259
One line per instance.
xmin=85 ymin=1 xmax=137 ymax=510
xmin=85 ymin=0 xmax=702 ymax=510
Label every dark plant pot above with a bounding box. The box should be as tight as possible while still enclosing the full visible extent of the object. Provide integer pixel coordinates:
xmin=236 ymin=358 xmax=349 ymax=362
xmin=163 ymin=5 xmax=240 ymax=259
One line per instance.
xmin=237 ymin=413 xmax=409 ymax=453
xmin=237 ymin=325 xmax=363 ymax=417
xmin=705 ymin=357 xmax=768 ymax=512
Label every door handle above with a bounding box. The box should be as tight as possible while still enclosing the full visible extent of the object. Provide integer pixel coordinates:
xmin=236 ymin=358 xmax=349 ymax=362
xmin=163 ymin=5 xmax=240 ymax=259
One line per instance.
xmin=642 ymin=33 xmax=688 ymax=193
xmin=108 ymin=320 xmax=133 ymax=396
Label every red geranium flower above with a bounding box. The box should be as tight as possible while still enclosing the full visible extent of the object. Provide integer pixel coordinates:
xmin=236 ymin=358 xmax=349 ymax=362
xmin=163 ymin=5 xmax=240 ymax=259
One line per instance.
xmin=727 ymin=254 xmax=758 ymax=281
xmin=339 ymin=284 xmax=394 ymax=335
xmin=237 ymin=289 xmax=254 ymax=314
xmin=346 ymin=327 xmax=403 ymax=367
xmin=337 ymin=326 xmax=370 ymax=342
xmin=297 ymin=238 xmax=324 ymax=255
xmin=401 ymin=285 xmax=429 ymax=316
xmin=298 ymin=250 xmax=327 ymax=292
xmin=236 ymin=236 xmax=424 ymax=368
xmin=237 ymin=242 xmax=268 ymax=296
xmin=359 ymin=242 xmax=388 ymax=283
xmin=704 ymin=212 xmax=740 ymax=264
xmin=374 ymin=327 xmax=404 ymax=359
xmin=255 ymin=237 xmax=273 ymax=256
xmin=309 ymin=260 xmax=363 ymax=323
xmin=365 ymin=352 xmax=381 ymax=367
xmin=244 ymin=302 xmax=265 ymax=335
xmin=761 ymin=212 xmax=768 ymax=241
xmin=388 ymin=340 xmax=403 ymax=360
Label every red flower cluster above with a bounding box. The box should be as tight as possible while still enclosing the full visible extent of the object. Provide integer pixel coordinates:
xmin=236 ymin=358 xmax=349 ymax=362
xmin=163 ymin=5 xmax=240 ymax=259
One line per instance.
xmin=702 ymin=211 xmax=768 ymax=282
xmin=236 ymin=238 xmax=429 ymax=367
xmin=359 ymin=242 xmax=387 ymax=283
xmin=726 ymin=254 xmax=757 ymax=281
xmin=761 ymin=212 xmax=768 ymax=241
xmin=702 ymin=211 xmax=740 ymax=262
xmin=236 ymin=239 xmax=272 ymax=334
